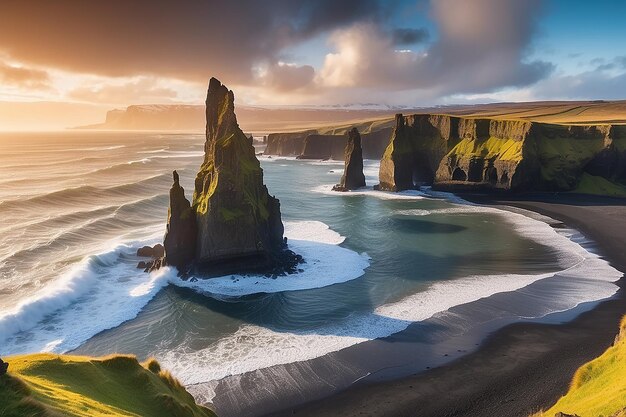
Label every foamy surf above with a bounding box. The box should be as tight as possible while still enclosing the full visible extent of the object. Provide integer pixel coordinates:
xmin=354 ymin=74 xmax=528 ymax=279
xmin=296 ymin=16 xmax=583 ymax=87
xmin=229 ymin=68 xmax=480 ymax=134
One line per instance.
xmin=0 ymin=220 xmax=369 ymax=355
xmin=159 ymin=207 xmax=621 ymax=391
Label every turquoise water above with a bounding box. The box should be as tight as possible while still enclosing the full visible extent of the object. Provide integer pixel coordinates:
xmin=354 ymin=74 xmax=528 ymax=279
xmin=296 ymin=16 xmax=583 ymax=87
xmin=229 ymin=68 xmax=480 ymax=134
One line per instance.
xmin=0 ymin=132 xmax=620 ymax=415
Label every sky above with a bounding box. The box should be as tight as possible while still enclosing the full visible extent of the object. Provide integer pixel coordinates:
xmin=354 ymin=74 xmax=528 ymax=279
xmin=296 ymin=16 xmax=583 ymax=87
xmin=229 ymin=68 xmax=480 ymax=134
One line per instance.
xmin=0 ymin=0 xmax=625 ymax=120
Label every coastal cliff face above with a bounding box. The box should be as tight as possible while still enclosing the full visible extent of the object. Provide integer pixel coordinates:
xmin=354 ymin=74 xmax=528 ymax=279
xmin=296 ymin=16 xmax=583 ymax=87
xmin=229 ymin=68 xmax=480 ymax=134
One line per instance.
xmin=264 ymin=127 xmax=393 ymax=160
xmin=264 ymin=131 xmax=315 ymax=157
xmin=374 ymin=113 xmax=626 ymax=193
xmin=333 ymin=128 xmax=366 ymax=191
xmin=191 ymin=78 xmax=286 ymax=269
xmin=376 ymin=114 xmax=461 ymax=191
xmin=297 ymin=134 xmax=346 ymax=160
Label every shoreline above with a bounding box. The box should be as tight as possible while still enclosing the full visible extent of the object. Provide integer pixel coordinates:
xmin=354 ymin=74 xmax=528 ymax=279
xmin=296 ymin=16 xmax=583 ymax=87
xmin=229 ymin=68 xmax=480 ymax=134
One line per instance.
xmin=262 ymin=193 xmax=626 ymax=417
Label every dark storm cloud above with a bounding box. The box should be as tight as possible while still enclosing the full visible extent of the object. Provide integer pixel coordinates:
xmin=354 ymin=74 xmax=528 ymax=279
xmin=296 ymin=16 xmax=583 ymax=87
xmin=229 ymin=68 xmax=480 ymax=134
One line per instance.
xmin=391 ymin=28 xmax=429 ymax=46
xmin=0 ymin=0 xmax=383 ymax=85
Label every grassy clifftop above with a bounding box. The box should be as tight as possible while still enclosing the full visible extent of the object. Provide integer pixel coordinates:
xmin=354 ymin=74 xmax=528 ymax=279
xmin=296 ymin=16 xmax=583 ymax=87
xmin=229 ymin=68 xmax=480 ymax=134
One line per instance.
xmin=535 ymin=316 xmax=626 ymax=417
xmin=0 ymin=353 xmax=216 ymax=417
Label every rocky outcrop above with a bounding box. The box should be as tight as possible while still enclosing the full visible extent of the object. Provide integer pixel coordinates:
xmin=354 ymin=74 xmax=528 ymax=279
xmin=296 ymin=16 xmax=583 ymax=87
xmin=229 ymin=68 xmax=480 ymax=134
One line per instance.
xmin=264 ymin=126 xmax=393 ymax=160
xmin=264 ymin=131 xmax=315 ymax=156
xmin=163 ymin=170 xmax=196 ymax=270
xmin=188 ymin=78 xmax=298 ymax=275
xmin=333 ymin=128 xmax=366 ymax=191
xmin=376 ymin=114 xmax=461 ymax=191
xmin=297 ymin=134 xmax=345 ymax=160
xmin=0 ymin=357 xmax=8 ymax=375
xmin=372 ymin=113 xmax=626 ymax=193
xmin=137 ymin=244 xmax=165 ymax=258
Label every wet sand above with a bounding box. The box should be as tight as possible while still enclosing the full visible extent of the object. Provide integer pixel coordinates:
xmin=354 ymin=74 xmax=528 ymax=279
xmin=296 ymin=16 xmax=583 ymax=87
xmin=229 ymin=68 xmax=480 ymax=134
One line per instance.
xmin=265 ymin=193 xmax=626 ymax=417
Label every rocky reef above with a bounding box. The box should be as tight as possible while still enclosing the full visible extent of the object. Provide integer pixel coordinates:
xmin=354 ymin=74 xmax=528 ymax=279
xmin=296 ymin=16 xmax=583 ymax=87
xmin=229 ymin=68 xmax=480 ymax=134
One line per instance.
xmin=374 ymin=113 xmax=626 ymax=193
xmin=333 ymin=128 xmax=366 ymax=191
xmin=163 ymin=78 xmax=299 ymax=276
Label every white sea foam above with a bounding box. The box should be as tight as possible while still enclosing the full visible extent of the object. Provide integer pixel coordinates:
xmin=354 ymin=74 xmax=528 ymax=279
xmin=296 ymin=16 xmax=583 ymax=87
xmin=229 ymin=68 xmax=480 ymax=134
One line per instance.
xmin=161 ymin=198 xmax=621 ymax=391
xmin=170 ymin=221 xmax=368 ymax=296
xmin=0 ymin=221 xmax=368 ymax=354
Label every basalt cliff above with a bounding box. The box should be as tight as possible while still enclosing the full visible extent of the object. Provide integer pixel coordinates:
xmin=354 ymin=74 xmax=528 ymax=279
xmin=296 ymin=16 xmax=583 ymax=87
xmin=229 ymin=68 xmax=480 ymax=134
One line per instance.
xmin=163 ymin=78 xmax=299 ymax=275
xmin=263 ymin=112 xmax=626 ymax=196
xmin=376 ymin=114 xmax=626 ymax=194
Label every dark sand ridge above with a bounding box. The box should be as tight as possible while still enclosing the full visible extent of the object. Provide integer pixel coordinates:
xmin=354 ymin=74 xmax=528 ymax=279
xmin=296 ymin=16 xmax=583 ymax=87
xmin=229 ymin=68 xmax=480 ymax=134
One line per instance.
xmin=264 ymin=194 xmax=626 ymax=417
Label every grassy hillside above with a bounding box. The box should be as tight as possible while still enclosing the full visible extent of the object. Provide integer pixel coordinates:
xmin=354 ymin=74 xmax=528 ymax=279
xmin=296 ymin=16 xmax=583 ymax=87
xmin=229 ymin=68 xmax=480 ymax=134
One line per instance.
xmin=535 ymin=316 xmax=626 ymax=417
xmin=0 ymin=353 xmax=216 ymax=417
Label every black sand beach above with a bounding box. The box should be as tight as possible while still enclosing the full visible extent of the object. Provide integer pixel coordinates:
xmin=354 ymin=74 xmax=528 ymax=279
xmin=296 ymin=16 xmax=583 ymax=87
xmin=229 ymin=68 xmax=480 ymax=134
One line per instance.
xmin=265 ymin=194 xmax=626 ymax=417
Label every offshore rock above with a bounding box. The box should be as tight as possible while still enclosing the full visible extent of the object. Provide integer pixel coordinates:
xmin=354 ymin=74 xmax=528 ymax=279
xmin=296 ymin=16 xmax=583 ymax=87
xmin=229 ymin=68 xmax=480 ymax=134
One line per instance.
xmin=163 ymin=170 xmax=196 ymax=270
xmin=191 ymin=78 xmax=298 ymax=275
xmin=333 ymin=128 xmax=366 ymax=191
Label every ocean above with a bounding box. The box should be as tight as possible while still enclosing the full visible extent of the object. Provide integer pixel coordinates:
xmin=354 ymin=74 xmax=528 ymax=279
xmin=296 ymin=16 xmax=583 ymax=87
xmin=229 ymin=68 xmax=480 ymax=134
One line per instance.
xmin=0 ymin=131 xmax=621 ymax=416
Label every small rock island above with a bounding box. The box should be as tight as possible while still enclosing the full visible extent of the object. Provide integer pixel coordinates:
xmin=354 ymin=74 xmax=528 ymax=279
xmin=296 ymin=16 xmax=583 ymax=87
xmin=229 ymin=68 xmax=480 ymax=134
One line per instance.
xmin=332 ymin=128 xmax=366 ymax=192
xmin=162 ymin=77 xmax=300 ymax=276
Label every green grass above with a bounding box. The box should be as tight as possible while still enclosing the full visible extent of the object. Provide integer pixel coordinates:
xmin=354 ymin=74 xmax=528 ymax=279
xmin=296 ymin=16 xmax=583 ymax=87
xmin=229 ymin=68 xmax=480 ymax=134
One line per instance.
xmin=0 ymin=353 xmax=216 ymax=417
xmin=573 ymin=173 xmax=626 ymax=198
xmin=535 ymin=317 xmax=626 ymax=417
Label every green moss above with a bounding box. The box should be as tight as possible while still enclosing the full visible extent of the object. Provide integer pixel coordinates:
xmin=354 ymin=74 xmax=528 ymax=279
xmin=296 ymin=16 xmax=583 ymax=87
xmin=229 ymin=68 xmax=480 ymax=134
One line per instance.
xmin=573 ymin=173 xmax=626 ymax=197
xmin=535 ymin=134 xmax=605 ymax=188
xmin=219 ymin=207 xmax=245 ymax=222
xmin=0 ymin=354 xmax=216 ymax=417
xmin=447 ymin=136 xmax=524 ymax=162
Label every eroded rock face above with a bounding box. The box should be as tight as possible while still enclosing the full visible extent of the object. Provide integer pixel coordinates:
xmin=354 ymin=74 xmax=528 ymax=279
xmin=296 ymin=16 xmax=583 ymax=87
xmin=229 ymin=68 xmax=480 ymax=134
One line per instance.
xmin=163 ymin=170 xmax=196 ymax=269
xmin=264 ymin=127 xmax=392 ymax=160
xmin=374 ymin=113 xmax=626 ymax=193
xmin=333 ymin=128 xmax=366 ymax=191
xmin=191 ymin=78 xmax=288 ymax=272
xmin=0 ymin=357 xmax=8 ymax=375
xmin=376 ymin=114 xmax=460 ymax=191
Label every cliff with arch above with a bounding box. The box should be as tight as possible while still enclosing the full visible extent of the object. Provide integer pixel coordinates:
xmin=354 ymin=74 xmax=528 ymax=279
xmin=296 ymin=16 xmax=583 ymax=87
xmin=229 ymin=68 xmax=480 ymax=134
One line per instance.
xmin=377 ymin=114 xmax=626 ymax=195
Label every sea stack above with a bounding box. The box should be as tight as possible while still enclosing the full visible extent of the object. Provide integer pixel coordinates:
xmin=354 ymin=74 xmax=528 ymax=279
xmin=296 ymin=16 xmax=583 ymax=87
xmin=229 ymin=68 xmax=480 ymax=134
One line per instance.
xmin=163 ymin=170 xmax=196 ymax=270
xmin=164 ymin=77 xmax=297 ymax=275
xmin=332 ymin=128 xmax=366 ymax=191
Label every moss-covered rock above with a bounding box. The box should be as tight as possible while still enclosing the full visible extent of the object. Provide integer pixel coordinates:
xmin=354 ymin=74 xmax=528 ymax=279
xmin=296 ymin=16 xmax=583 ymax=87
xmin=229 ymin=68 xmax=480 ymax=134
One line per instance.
xmin=333 ymin=128 xmax=366 ymax=191
xmin=190 ymin=78 xmax=291 ymax=273
xmin=374 ymin=113 xmax=626 ymax=195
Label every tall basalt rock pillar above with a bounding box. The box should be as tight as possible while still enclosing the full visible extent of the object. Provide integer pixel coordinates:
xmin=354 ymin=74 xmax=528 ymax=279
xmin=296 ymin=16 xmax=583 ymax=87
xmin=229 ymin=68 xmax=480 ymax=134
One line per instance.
xmin=192 ymin=78 xmax=286 ymax=269
xmin=333 ymin=128 xmax=366 ymax=191
xmin=164 ymin=170 xmax=196 ymax=270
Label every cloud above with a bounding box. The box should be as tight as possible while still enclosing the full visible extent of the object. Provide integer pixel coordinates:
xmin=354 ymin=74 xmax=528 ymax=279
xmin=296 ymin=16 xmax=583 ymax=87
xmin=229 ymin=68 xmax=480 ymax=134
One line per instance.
xmin=391 ymin=28 xmax=429 ymax=46
xmin=0 ymin=60 xmax=51 ymax=90
xmin=318 ymin=0 xmax=553 ymax=98
xmin=68 ymin=78 xmax=179 ymax=104
xmin=529 ymin=69 xmax=626 ymax=101
xmin=0 ymin=0 xmax=383 ymax=85
xmin=258 ymin=62 xmax=315 ymax=91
